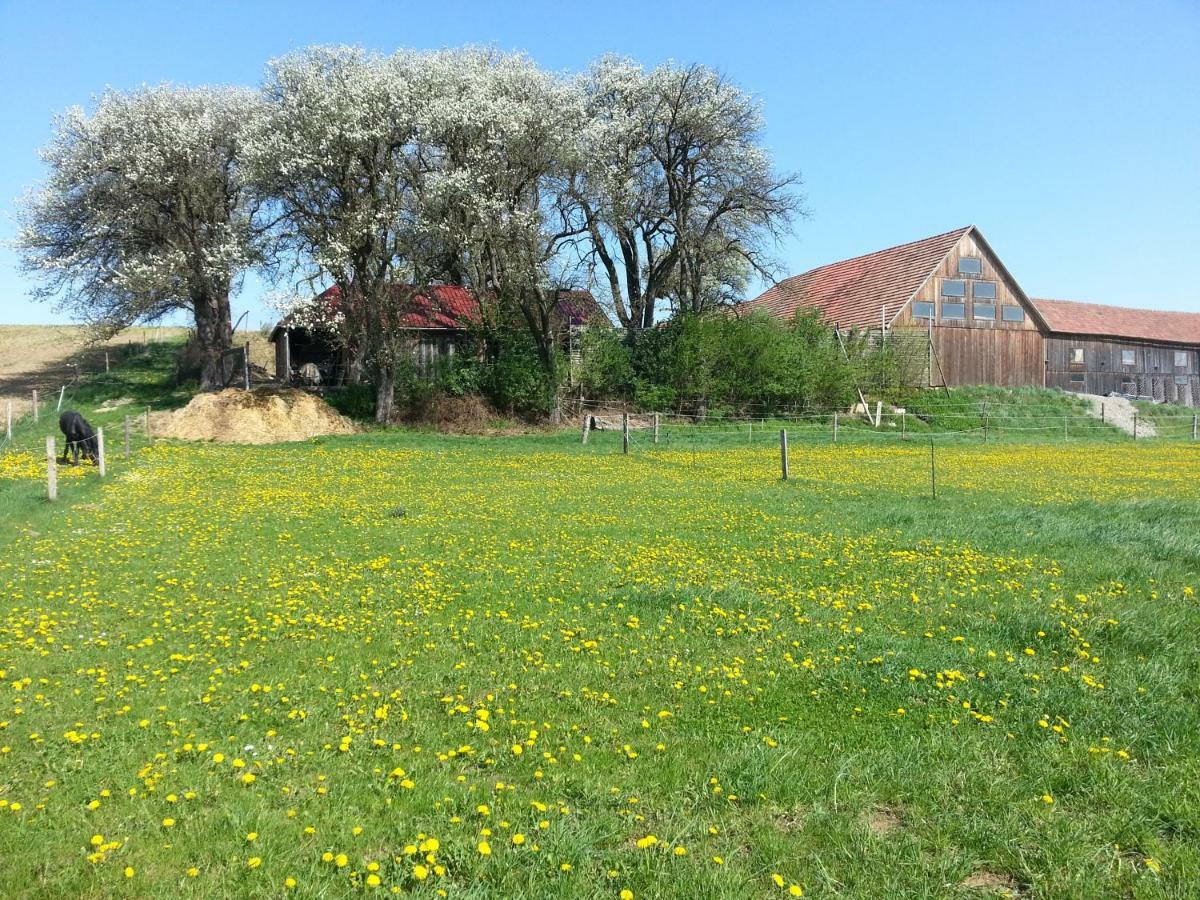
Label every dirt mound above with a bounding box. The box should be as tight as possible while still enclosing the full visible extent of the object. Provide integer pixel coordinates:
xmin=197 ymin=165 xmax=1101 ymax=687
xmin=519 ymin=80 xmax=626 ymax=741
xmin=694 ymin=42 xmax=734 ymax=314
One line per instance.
xmin=152 ymin=388 xmax=357 ymax=444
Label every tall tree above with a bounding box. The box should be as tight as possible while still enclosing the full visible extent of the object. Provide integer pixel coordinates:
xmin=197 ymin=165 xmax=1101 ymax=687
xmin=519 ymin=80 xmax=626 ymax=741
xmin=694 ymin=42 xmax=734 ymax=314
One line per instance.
xmin=16 ymin=86 xmax=262 ymax=388
xmin=422 ymin=47 xmax=587 ymax=405
xmin=572 ymin=57 xmax=802 ymax=335
xmin=249 ymin=46 xmax=438 ymax=423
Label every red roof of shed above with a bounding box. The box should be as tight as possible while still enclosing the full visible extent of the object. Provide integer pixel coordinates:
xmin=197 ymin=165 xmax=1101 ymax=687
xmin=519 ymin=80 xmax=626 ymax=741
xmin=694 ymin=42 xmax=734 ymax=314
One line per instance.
xmin=739 ymin=227 xmax=971 ymax=329
xmin=316 ymin=283 xmax=481 ymax=330
xmin=1033 ymin=298 xmax=1200 ymax=345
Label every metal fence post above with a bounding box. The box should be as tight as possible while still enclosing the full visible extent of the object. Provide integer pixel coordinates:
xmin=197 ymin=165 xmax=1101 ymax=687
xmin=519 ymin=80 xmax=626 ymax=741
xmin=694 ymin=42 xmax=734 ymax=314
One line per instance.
xmin=97 ymin=428 xmax=106 ymax=477
xmin=57 ymin=385 xmax=66 ymax=412
xmin=780 ymin=429 xmax=789 ymax=481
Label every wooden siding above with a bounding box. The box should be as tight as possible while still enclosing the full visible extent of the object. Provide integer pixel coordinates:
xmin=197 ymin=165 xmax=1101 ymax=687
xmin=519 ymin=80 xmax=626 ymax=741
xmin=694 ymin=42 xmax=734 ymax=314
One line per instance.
xmin=1046 ymin=336 xmax=1198 ymax=406
xmin=893 ymin=231 xmax=1039 ymax=336
xmin=923 ymin=326 xmax=1045 ymax=388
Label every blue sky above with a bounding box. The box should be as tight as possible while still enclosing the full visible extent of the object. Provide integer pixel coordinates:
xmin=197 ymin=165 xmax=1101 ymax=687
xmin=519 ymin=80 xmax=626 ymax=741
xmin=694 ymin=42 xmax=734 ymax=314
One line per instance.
xmin=1 ymin=0 xmax=1197 ymax=327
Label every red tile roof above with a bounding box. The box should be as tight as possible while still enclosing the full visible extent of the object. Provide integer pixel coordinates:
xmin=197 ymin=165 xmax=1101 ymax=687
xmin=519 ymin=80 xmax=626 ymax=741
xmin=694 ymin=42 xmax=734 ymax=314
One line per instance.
xmin=739 ymin=227 xmax=971 ymax=329
xmin=317 ymin=284 xmax=481 ymax=330
xmin=271 ymin=284 xmax=606 ymax=339
xmin=1033 ymin=298 xmax=1200 ymax=345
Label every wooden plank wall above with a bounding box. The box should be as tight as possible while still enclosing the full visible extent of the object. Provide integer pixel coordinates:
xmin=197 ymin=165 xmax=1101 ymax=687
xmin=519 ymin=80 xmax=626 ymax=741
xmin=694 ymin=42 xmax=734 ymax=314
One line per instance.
xmin=1046 ymin=336 xmax=1198 ymax=406
xmin=930 ymin=327 xmax=1045 ymax=387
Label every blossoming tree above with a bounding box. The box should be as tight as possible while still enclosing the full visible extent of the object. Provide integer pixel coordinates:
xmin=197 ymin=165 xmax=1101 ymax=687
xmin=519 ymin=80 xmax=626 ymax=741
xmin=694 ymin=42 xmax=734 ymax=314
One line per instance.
xmin=17 ymin=86 xmax=263 ymax=389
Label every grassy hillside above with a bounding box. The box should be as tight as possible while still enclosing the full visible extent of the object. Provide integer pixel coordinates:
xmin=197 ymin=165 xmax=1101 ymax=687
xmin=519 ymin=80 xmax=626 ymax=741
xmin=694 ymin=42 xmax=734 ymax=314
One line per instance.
xmin=0 ymin=352 xmax=1198 ymax=898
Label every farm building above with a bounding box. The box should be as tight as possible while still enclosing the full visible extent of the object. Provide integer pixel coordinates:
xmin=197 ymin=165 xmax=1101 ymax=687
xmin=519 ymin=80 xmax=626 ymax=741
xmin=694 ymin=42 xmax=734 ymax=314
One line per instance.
xmin=269 ymin=284 xmax=607 ymax=385
xmin=739 ymin=225 xmax=1200 ymax=405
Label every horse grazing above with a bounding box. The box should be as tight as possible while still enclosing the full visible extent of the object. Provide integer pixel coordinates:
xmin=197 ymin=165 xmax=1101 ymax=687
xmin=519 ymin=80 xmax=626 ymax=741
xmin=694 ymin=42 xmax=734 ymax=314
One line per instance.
xmin=59 ymin=410 xmax=99 ymax=465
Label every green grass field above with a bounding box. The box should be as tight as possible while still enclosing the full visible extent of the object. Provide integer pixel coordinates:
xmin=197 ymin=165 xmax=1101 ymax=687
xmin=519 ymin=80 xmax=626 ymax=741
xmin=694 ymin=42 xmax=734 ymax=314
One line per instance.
xmin=1 ymin=361 xmax=1199 ymax=898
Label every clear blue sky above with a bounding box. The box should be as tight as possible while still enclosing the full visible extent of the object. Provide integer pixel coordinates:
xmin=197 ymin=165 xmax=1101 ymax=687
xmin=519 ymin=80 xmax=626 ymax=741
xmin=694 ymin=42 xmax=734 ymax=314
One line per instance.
xmin=1 ymin=0 xmax=1197 ymax=327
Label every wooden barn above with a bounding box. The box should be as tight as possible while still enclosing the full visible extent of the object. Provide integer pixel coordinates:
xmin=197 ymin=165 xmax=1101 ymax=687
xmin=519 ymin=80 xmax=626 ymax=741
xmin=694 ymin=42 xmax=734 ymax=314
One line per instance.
xmin=740 ymin=225 xmax=1200 ymax=405
xmin=269 ymin=284 xmax=607 ymax=385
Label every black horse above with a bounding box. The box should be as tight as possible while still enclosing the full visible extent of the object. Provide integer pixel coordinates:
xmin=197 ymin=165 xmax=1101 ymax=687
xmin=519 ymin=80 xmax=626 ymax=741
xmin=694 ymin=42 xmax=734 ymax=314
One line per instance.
xmin=59 ymin=410 xmax=99 ymax=465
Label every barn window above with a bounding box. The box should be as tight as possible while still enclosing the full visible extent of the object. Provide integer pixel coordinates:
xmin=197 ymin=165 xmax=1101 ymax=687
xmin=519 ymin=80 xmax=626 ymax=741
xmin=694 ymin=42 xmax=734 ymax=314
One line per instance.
xmin=941 ymin=302 xmax=966 ymax=320
xmin=973 ymin=304 xmax=996 ymax=320
xmin=958 ymin=257 xmax=983 ymax=276
xmin=1069 ymin=374 xmax=1086 ymax=387
xmin=1176 ymin=376 xmax=1190 ymax=386
xmin=1071 ymin=348 xmax=1085 ymax=364
xmin=941 ymin=280 xmax=967 ymax=297
xmin=1175 ymin=351 xmax=1189 ymax=368
xmin=1121 ymin=380 xmax=1136 ymax=394
xmin=1121 ymin=349 xmax=1136 ymax=366
xmin=1001 ymin=306 xmax=1025 ymax=322
xmin=972 ymin=281 xmax=997 ymax=300
xmin=912 ymin=301 xmax=934 ymax=319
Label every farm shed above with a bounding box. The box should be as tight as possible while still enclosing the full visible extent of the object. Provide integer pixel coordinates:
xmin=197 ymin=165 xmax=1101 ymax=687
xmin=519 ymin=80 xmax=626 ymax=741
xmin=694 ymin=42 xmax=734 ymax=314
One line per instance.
xmin=1035 ymin=298 xmax=1200 ymax=405
xmin=269 ymin=284 xmax=607 ymax=385
xmin=739 ymin=225 xmax=1200 ymax=405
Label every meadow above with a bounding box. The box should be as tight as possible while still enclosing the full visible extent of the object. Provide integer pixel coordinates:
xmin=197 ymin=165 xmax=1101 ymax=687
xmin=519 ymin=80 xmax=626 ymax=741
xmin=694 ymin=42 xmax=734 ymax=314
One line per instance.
xmin=1 ymin=410 xmax=1199 ymax=897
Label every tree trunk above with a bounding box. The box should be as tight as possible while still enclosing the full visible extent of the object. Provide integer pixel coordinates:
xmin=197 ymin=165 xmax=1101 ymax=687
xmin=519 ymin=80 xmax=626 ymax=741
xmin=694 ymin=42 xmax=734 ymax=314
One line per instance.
xmin=193 ymin=289 xmax=235 ymax=391
xmin=374 ymin=368 xmax=396 ymax=425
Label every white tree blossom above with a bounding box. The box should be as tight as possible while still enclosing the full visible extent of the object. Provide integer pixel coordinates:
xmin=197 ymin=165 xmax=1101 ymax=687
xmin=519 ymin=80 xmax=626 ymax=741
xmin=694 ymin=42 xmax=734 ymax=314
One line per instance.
xmin=16 ymin=85 xmax=263 ymax=388
xmin=572 ymin=57 xmax=802 ymax=333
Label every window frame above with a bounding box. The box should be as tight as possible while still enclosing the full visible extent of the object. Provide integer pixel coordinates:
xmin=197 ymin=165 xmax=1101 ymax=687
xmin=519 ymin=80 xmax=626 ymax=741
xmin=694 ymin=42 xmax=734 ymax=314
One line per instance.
xmin=1000 ymin=306 xmax=1025 ymax=323
xmin=971 ymin=281 xmax=997 ymax=300
xmin=972 ymin=303 xmax=996 ymax=321
xmin=911 ymin=301 xmax=935 ymax=320
xmin=1071 ymin=347 xmax=1085 ymax=365
xmin=941 ymin=279 xmax=967 ymax=298
xmin=1174 ymin=350 xmax=1189 ymax=368
xmin=957 ymin=257 xmax=983 ymax=277
xmin=1121 ymin=349 xmax=1136 ymax=367
xmin=940 ymin=302 xmax=967 ymax=321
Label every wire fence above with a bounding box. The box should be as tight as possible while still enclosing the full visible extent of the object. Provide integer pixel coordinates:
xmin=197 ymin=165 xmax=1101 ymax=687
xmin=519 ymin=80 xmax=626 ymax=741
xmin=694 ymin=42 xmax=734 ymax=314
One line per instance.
xmin=573 ymin=398 xmax=1200 ymax=446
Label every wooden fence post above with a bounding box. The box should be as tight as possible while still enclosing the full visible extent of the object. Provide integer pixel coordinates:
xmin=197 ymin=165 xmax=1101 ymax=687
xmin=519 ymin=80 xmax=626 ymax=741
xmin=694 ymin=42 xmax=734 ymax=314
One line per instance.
xmin=144 ymin=407 xmax=151 ymax=439
xmin=1132 ymin=412 xmax=1138 ymax=440
xmin=124 ymin=415 xmax=131 ymax=459
xmin=901 ymin=410 xmax=906 ymax=439
xmin=243 ymin=342 xmax=251 ymax=391
xmin=580 ymin=415 xmax=591 ymax=444
xmin=97 ymin=428 xmax=106 ymax=477
xmin=983 ymin=413 xmax=989 ymax=443
xmin=874 ymin=401 xmax=882 ymax=428
xmin=622 ymin=413 xmax=629 ymax=455
xmin=653 ymin=413 xmax=660 ymax=445
xmin=832 ymin=412 xmax=839 ymax=443
xmin=780 ymin=429 xmax=789 ymax=481
xmin=5 ymin=400 xmax=11 ymax=441
xmin=929 ymin=435 xmax=937 ymax=500
xmin=46 ymin=436 xmax=57 ymax=501
xmin=57 ymin=385 xmax=66 ymax=412
xmin=105 ymin=351 xmax=110 ymax=373
xmin=1100 ymin=402 xmax=1105 ymax=424
xmin=32 ymin=389 xmax=38 ymax=423
xmin=1193 ymin=414 xmax=1197 ymax=441
xmin=748 ymin=420 xmax=753 ymax=445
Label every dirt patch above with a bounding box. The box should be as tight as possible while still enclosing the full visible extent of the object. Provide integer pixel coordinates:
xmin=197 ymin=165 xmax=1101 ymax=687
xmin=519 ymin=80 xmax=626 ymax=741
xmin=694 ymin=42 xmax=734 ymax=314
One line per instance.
xmin=865 ymin=806 xmax=903 ymax=836
xmin=151 ymin=388 xmax=356 ymax=444
xmin=407 ymin=394 xmax=498 ymax=433
xmin=961 ymin=869 xmax=1024 ymax=895
xmin=1078 ymin=392 xmax=1156 ymax=437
